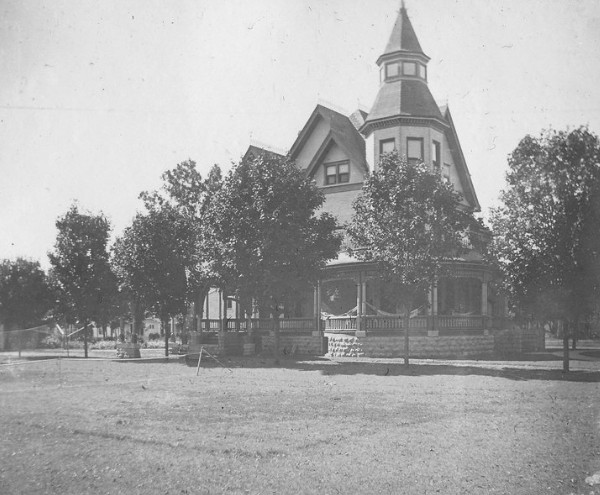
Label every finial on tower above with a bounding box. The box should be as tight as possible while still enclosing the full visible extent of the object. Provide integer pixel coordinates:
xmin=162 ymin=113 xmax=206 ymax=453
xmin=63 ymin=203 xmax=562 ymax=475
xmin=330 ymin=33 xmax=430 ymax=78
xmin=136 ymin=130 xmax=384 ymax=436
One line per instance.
xmin=401 ymin=0 xmax=406 ymax=11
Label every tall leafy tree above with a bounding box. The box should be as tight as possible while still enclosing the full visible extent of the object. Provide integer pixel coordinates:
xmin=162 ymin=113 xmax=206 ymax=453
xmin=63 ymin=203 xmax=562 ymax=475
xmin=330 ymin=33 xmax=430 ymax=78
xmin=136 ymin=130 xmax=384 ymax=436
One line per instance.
xmin=112 ymin=205 xmax=188 ymax=356
xmin=142 ymin=160 xmax=223 ymax=330
xmin=348 ymin=153 xmax=471 ymax=365
xmin=48 ymin=204 xmax=117 ymax=357
xmin=208 ymin=152 xmax=340 ymax=356
xmin=490 ymin=126 xmax=600 ymax=371
xmin=0 ymin=258 xmax=52 ymax=352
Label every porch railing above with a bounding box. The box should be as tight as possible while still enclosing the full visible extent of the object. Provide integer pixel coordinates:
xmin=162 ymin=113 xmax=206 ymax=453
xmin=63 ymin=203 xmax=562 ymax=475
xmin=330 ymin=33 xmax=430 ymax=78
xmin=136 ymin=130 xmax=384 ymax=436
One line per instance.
xmin=323 ymin=315 xmax=488 ymax=333
xmin=198 ymin=315 xmax=490 ymax=335
xmin=199 ymin=317 xmax=316 ymax=334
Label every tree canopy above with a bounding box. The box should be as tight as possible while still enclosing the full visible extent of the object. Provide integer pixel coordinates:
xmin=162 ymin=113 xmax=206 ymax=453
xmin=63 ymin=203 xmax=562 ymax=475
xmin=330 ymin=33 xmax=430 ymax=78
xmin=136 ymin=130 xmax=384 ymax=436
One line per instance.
xmin=112 ymin=204 xmax=188 ymax=344
xmin=0 ymin=258 xmax=52 ymax=350
xmin=348 ymin=153 xmax=472 ymax=365
xmin=48 ymin=204 xmax=117 ymax=356
xmin=112 ymin=160 xmax=223 ymax=348
xmin=491 ymin=126 xmax=600 ymax=325
xmin=142 ymin=160 xmax=224 ymax=312
xmin=207 ymin=152 xmax=341 ymax=317
xmin=349 ymin=153 xmax=470 ymax=295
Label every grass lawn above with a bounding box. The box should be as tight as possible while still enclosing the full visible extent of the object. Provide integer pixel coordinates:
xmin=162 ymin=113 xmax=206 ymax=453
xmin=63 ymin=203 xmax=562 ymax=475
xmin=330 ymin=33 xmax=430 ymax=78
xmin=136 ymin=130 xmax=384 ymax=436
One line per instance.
xmin=1 ymin=354 xmax=600 ymax=494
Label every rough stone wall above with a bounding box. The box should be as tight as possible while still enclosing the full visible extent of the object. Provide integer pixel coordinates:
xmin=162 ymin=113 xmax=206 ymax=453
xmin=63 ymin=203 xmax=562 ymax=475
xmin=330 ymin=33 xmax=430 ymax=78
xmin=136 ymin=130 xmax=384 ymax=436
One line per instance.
xmin=219 ymin=332 xmax=244 ymax=355
xmin=261 ymin=335 xmax=326 ymax=356
xmin=326 ymin=334 xmax=494 ymax=358
xmin=493 ymin=326 xmax=545 ymax=354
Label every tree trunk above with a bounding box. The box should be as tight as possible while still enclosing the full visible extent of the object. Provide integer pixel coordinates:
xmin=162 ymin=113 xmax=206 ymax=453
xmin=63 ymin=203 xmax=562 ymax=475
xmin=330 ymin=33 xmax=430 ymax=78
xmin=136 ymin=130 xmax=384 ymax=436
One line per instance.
xmin=404 ymin=313 xmax=409 ymax=367
xmin=562 ymin=319 xmax=569 ymax=373
xmin=572 ymin=316 xmax=578 ymax=350
xmin=404 ymin=297 xmax=413 ymax=367
xmin=273 ymin=310 xmax=280 ymax=363
xmin=16 ymin=325 xmax=22 ymax=358
xmin=83 ymin=323 xmax=88 ymax=359
xmin=163 ymin=316 xmax=169 ymax=357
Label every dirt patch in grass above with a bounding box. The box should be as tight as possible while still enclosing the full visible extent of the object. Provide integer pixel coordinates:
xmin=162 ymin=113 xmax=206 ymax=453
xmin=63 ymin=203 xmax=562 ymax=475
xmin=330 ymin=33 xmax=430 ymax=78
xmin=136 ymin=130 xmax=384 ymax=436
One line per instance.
xmin=1 ymin=355 xmax=600 ymax=494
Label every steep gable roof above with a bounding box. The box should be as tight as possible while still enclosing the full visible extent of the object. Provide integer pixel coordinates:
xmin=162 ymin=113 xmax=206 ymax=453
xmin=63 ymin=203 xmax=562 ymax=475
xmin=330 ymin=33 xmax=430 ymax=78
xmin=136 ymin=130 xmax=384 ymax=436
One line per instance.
xmin=289 ymin=104 xmax=368 ymax=175
xmin=243 ymin=144 xmax=285 ymax=162
xmin=440 ymin=105 xmax=481 ymax=212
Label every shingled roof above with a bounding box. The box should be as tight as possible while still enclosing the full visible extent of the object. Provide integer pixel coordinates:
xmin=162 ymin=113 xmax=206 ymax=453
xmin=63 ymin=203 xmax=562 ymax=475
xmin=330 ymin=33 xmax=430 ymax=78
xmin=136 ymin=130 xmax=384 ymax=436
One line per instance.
xmin=289 ymin=104 xmax=368 ymax=175
xmin=440 ymin=106 xmax=481 ymax=212
xmin=364 ymin=79 xmax=443 ymax=124
xmin=243 ymin=144 xmax=285 ymax=162
xmin=383 ymin=4 xmax=425 ymax=57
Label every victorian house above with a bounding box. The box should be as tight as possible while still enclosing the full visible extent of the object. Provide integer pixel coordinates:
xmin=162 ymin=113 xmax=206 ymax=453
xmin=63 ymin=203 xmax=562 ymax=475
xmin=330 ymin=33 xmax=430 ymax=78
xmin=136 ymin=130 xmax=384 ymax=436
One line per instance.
xmin=244 ymin=3 xmax=502 ymax=342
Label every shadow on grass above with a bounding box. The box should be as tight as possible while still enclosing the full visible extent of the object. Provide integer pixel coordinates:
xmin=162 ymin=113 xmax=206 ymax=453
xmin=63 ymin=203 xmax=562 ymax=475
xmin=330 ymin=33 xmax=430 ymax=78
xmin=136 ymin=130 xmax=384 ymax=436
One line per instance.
xmin=185 ymin=354 xmax=600 ymax=383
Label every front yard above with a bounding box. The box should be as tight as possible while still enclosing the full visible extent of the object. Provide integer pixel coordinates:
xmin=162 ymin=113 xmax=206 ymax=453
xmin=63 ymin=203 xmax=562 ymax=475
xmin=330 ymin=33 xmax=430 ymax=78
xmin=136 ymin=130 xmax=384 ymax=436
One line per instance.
xmin=1 ymin=354 xmax=599 ymax=494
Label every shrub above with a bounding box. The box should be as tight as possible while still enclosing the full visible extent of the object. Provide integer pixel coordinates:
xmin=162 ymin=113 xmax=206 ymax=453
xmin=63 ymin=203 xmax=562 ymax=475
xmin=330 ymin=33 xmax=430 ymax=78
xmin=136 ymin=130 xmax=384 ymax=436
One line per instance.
xmin=90 ymin=340 xmax=117 ymax=350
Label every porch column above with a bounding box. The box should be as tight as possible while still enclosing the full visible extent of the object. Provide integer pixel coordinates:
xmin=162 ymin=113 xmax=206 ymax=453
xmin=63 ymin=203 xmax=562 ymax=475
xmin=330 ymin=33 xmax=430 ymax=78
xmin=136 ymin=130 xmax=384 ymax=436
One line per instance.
xmin=361 ymin=281 xmax=367 ymax=317
xmin=481 ymin=281 xmax=488 ymax=316
xmin=313 ymin=281 xmax=322 ymax=334
xmin=356 ymin=277 xmax=363 ymax=334
xmin=219 ymin=290 xmax=223 ymax=329
xmin=204 ymin=292 xmax=211 ymax=332
xmin=428 ymin=283 xmax=439 ymax=336
xmin=481 ymin=280 xmax=489 ymax=333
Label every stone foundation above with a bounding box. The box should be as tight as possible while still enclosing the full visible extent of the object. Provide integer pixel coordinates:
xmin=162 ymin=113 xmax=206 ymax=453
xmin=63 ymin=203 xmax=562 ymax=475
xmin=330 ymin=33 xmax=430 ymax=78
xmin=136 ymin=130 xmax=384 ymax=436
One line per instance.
xmin=493 ymin=326 xmax=545 ymax=353
xmin=188 ymin=332 xmax=326 ymax=356
xmin=326 ymin=333 xmax=495 ymax=358
xmin=261 ymin=335 xmax=326 ymax=356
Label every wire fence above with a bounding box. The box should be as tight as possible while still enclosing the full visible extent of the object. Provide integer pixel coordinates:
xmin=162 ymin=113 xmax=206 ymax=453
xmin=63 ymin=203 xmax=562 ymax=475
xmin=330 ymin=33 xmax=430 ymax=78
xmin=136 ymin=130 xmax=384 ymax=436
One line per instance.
xmin=0 ymin=351 xmax=219 ymax=394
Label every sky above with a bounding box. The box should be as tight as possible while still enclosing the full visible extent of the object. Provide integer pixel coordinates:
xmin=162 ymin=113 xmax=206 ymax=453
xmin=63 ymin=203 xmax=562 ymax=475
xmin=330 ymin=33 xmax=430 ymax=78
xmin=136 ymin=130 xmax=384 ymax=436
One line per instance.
xmin=1 ymin=0 xmax=600 ymax=268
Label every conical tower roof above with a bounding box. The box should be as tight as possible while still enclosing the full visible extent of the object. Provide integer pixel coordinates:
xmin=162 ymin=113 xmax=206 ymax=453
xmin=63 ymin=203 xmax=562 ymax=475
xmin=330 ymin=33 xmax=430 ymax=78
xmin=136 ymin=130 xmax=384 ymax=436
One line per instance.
xmin=363 ymin=3 xmax=439 ymax=132
xmin=381 ymin=2 xmax=426 ymax=58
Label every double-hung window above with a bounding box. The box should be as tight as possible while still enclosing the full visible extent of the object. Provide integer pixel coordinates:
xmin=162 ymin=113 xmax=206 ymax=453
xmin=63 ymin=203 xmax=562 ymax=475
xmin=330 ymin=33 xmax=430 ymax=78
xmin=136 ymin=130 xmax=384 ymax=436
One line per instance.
xmin=325 ymin=161 xmax=350 ymax=185
xmin=407 ymin=137 xmax=424 ymax=163
xmin=379 ymin=138 xmax=396 ymax=155
xmin=432 ymin=140 xmax=441 ymax=168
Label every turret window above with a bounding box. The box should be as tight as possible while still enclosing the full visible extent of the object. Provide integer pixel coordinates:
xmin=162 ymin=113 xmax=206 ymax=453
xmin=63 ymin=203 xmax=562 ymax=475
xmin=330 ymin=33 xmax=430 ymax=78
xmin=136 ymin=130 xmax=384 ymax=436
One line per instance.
xmin=325 ymin=161 xmax=350 ymax=185
xmin=407 ymin=137 xmax=424 ymax=163
xmin=385 ymin=62 xmax=399 ymax=79
xmin=418 ymin=64 xmax=427 ymax=79
xmin=380 ymin=138 xmax=396 ymax=155
xmin=403 ymin=62 xmax=417 ymax=76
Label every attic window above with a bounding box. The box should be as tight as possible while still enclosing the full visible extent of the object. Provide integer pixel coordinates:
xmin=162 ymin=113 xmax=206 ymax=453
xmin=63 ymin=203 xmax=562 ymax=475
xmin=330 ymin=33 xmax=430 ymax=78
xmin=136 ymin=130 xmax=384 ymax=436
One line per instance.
xmin=403 ymin=62 xmax=417 ymax=76
xmin=419 ymin=64 xmax=427 ymax=80
xmin=385 ymin=62 xmax=399 ymax=79
xmin=325 ymin=161 xmax=350 ymax=185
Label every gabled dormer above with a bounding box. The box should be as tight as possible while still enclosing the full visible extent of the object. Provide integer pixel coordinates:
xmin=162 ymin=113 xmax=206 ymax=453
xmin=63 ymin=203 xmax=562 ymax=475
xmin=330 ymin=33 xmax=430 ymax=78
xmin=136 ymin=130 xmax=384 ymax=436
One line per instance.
xmin=288 ymin=104 xmax=369 ymax=225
